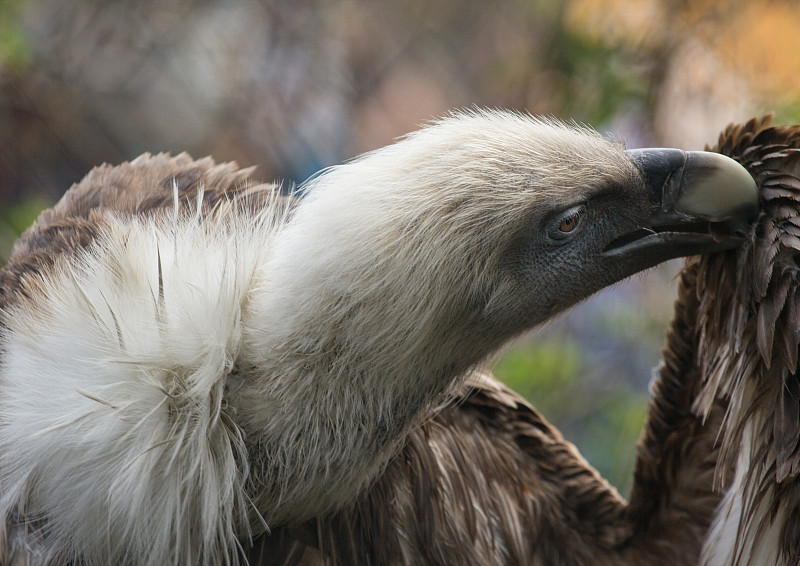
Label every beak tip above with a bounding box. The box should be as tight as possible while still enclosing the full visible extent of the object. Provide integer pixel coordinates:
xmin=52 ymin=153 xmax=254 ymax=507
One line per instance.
xmin=610 ymin=149 xmax=758 ymax=262
xmin=676 ymin=152 xmax=758 ymax=221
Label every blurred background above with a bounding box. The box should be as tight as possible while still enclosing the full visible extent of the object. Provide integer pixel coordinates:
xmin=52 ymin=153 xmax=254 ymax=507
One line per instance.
xmin=1 ymin=0 xmax=799 ymax=495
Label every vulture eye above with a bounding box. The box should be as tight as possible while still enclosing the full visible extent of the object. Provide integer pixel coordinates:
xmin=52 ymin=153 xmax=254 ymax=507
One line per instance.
xmin=548 ymin=205 xmax=586 ymax=241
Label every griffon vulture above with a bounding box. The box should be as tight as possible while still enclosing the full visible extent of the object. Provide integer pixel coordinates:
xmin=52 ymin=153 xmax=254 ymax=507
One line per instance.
xmin=0 ymin=110 xmax=757 ymax=565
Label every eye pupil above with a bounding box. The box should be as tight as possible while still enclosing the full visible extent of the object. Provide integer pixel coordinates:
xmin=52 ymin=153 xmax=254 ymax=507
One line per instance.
xmin=559 ymin=214 xmax=578 ymax=232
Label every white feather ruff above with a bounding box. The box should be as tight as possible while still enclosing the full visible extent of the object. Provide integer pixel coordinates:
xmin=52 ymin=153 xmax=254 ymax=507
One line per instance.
xmin=0 ymin=202 xmax=282 ymax=565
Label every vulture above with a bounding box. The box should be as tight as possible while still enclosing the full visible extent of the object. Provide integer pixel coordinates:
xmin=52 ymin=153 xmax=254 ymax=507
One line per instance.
xmin=0 ymin=110 xmax=758 ymax=566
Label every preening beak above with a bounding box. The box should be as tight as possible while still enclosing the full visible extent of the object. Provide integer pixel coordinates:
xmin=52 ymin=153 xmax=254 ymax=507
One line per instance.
xmin=603 ymin=148 xmax=758 ymax=265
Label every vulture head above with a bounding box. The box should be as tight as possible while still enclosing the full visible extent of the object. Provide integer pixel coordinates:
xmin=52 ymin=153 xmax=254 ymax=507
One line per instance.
xmin=241 ymin=111 xmax=757 ymax=370
xmin=0 ymin=110 xmax=757 ymax=565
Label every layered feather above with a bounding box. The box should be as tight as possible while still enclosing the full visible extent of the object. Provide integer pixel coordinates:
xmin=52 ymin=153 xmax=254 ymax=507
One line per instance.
xmin=682 ymin=115 xmax=800 ymax=566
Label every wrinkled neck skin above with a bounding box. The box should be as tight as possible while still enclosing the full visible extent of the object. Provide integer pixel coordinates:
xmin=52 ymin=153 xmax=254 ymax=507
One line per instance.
xmin=230 ymin=153 xmax=532 ymax=526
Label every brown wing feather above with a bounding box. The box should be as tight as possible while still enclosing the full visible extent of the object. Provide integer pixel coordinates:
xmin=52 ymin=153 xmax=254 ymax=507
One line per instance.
xmin=629 ymin=259 xmax=727 ymax=522
xmin=692 ymin=116 xmax=800 ymax=562
xmin=0 ymin=152 xmax=286 ymax=312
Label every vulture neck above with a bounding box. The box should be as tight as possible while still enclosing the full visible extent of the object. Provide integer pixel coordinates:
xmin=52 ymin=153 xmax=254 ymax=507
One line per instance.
xmin=231 ymin=157 xmax=516 ymax=524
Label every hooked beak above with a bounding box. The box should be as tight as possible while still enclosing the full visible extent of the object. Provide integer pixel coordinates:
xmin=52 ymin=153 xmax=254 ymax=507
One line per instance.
xmin=603 ymin=148 xmax=758 ymax=265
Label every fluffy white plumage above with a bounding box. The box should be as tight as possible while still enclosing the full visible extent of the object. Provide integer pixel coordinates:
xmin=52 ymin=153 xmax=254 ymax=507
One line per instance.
xmin=0 ymin=200 xmax=287 ymax=564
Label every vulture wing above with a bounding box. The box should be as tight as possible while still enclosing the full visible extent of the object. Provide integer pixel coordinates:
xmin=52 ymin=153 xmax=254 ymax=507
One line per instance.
xmin=693 ymin=116 xmax=800 ymax=566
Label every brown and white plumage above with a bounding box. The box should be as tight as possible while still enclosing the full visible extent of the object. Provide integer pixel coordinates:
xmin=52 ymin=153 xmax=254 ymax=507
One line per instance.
xmin=244 ymin=215 xmax=733 ymax=564
xmin=665 ymin=115 xmax=800 ymax=566
xmin=249 ymin=364 xmax=726 ymax=566
xmin=0 ymin=110 xmax=757 ymax=565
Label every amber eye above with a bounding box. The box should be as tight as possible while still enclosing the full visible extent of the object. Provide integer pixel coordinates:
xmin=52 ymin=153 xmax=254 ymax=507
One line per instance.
xmin=558 ymin=213 xmax=580 ymax=233
xmin=548 ymin=204 xmax=586 ymax=241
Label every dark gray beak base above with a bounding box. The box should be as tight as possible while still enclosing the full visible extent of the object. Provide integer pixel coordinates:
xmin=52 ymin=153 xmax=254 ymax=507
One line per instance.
xmin=604 ymin=148 xmax=759 ymax=266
